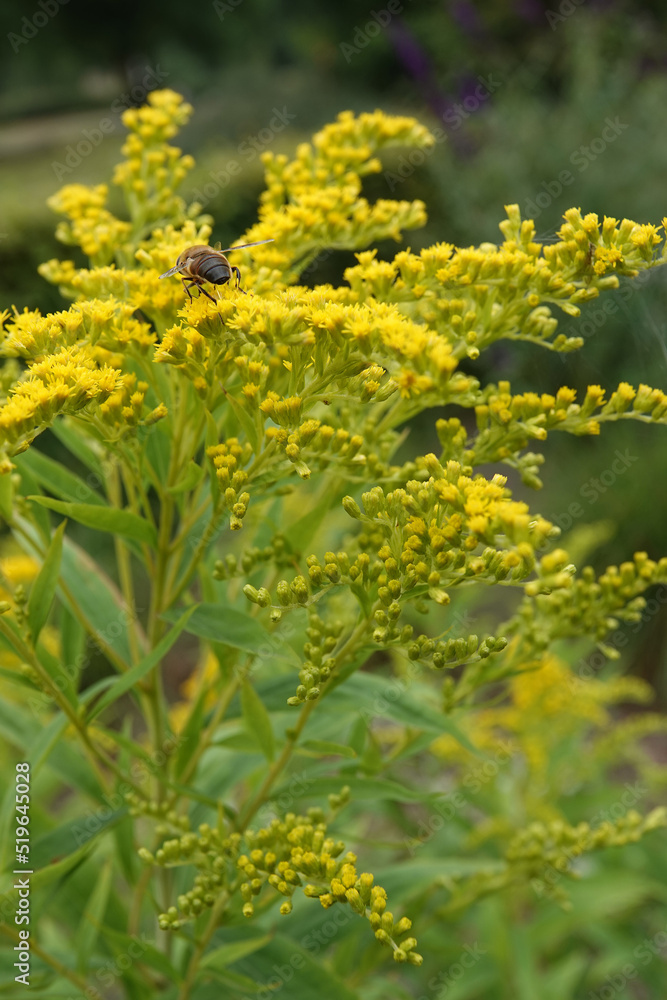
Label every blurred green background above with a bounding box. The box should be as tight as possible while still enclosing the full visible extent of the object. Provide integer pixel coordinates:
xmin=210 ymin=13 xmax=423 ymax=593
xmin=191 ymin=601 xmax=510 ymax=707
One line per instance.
xmin=1 ymin=0 xmax=667 ymax=700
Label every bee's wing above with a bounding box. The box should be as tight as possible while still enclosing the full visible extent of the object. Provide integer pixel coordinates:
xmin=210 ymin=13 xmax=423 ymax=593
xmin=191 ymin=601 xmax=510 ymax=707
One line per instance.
xmin=219 ymin=238 xmax=274 ymax=254
xmin=159 ymin=261 xmax=190 ymax=279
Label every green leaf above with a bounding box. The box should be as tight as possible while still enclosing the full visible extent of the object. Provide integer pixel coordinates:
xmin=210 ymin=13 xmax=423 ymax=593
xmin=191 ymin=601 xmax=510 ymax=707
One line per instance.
xmin=28 ymin=496 xmax=157 ymax=546
xmin=241 ymin=679 xmax=275 ymax=760
xmin=507 ymin=923 xmax=541 ymax=1000
xmin=76 ymin=857 xmax=113 ymax=974
xmin=15 ymin=475 xmax=51 ymax=547
xmin=162 ymin=603 xmax=298 ymax=663
xmin=166 ymin=459 xmax=205 ymax=494
xmin=86 ymin=606 xmax=195 ymax=721
xmin=299 ymin=739 xmax=357 ymax=758
xmin=201 ymin=933 xmax=274 ymax=970
xmin=27 ymin=840 xmax=99 ymax=894
xmin=25 ymin=675 xmax=122 ymax=776
xmin=214 ymin=730 xmax=268 ymax=753
xmin=60 ymin=606 xmax=86 ymax=686
xmin=144 ymin=419 xmax=171 ymax=488
xmin=15 ymin=447 xmax=106 ymax=505
xmin=232 ymin=934 xmax=361 ymax=1000
xmin=50 ymin=419 xmax=106 ymax=479
xmin=14 ymin=517 xmax=136 ymax=668
xmin=92 ymin=923 xmax=182 ymax=983
xmin=325 ymin=671 xmax=481 ymax=755
xmin=113 ymin=814 xmax=139 ymax=892
xmin=175 ymin=681 xmax=209 ymax=778
xmin=272 ymin=774 xmax=432 ymax=804
xmin=223 ymin=391 xmax=262 ymax=454
xmin=27 ymin=519 xmax=65 ymax=644
xmin=0 ymin=697 xmax=33 ymax=750
xmin=0 ymin=471 xmax=14 ymax=522
xmin=0 ymin=665 xmax=33 ymax=689
xmin=59 ymin=534 xmax=134 ymax=666
xmin=283 ymin=482 xmax=344 ymax=554
xmin=0 ymin=754 xmax=28 ymax=871
xmin=27 ymin=711 xmax=71 ymax=773
xmin=46 ymin=739 xmax=105 ymax=803
xmin=29 ymin=809 xmax=118 ymax=876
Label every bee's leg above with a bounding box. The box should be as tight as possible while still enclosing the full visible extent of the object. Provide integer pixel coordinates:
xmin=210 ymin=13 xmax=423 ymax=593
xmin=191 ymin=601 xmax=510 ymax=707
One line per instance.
xmin=198 ymin=284 xmax=218 ymax=303
xmin=182 ymin=279 xmax=194 ymax=301
xmin=232 ymin=267 xmax=247 ymax=295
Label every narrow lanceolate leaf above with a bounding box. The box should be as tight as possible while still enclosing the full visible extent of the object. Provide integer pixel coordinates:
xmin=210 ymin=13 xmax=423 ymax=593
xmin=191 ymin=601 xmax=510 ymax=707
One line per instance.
xmin=223 ymin=391 xmax=263 ymax=454
xmin=60 ymin=606 xmax=86 ymax=685
xmin=15 ymin=447 xmax=107 ymax=505
xmin=241 ymin=679 xmax=275 ymax=760
xmin=76 ymin=857 xmax=113 ymax=974
xmin=162 ymin=603 xmax=298 ymax=663
xmin=35 ymin=638 xmax=78 ymax=711
xmin=200 ymin=933 xmax=274 ymax=971
xmin=299 ymin=739 xmax=357 ymax=758
xmin=27 ymin=496 xmax=157 ymax=547
xmin=15 ymin=517 xmax=137 ymax=668
xmin=86 ymin=606 xmax=196 ymax=722
xmin=27 ymin=519 xmax=66 ymax=644
xmin=175 ymin=682 xmax=209 ymax=778
xmin=90 ymin=923 xmax=182 ymax=984
xmin=0 ymin=471 xmax=14 ymax=522
xmin=50 ymin=418 xmax=107 ymax=480
xmin=166 ymin=460 xmax=205 ymax=494
xmin=283 ymin=482 xmax=342 ymax=554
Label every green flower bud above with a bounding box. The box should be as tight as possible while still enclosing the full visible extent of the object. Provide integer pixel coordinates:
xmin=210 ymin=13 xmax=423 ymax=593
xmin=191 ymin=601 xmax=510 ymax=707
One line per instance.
xmin=342 ymin=495 xmax=362 ymax=519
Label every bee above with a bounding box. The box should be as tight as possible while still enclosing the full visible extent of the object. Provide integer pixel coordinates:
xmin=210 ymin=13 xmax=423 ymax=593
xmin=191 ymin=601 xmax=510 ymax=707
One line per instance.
xmin=159 ymin=239 xmax=274 ymax=301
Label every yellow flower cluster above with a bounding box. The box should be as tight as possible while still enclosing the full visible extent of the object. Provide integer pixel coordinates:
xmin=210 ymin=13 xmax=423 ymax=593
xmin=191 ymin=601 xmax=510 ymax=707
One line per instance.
xmin=248 ymin=109 xmax=433 ymax=289
xmin=0 ymin=345 xmax=121 ymax=466
xmin=9 ymin=90 xmax=664 ymax=502
xmin=248 ymin=458 xmax=557 ymax=703
xmin=313 ymin=458 xmax=553 ymax=599
xmin=142 ymin=809 xmax=421 ymax=963
xmin=341 ymin=205 xmax=667 ymax=368
xmin=2 ymin=299 xmax=155 ymax=360
xmin=462 ymin=380 xmax=666 ymax=485
xmin=42 ymin=90 xmax=200 ymax=271
xmin=4 ymin=88 xmax=667 ymax=976
xmin=511 ymin=550 xmax=667 ymax=650
xmin=440 ymin=803 xmax=667 ymax=914
xmin=46 ymin=184 xmax=131 ymax=266
xmin=546 ymin=208 xmax=667 ymax=276
xmin=113 ymin=90 xmax=195 ymax=233
xmin=504 ymin=807 xmax=667 ymax=903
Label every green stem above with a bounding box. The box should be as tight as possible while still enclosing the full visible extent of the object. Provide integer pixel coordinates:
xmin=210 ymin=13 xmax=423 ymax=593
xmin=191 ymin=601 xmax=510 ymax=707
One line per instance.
xmin=128 ymin=861 xmax=153 ymax=938
xmin=0 ymin=617 xmax=112 ymax=795
xmin=171 ymin=672 xmax=241 ymax=799
xmin=167 ymin=499 xmax=224 ymax=609
xmin=236 ymin=698 xmax=317 ymax=831
xmin=236 ymin=618 xmax=369 ymax=830
xmin=177 ymin=890 xmax=231 ymax=1000
xmin=0 ymin=922 xmax=92 ymax=994
xmin=106 ymin=462 xmax=143 ymax=666
xmin=12 ymin=517 xmax=138 ymax=675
